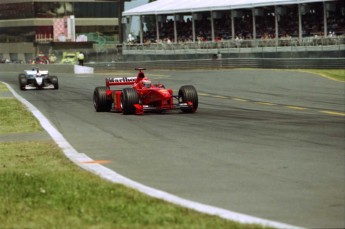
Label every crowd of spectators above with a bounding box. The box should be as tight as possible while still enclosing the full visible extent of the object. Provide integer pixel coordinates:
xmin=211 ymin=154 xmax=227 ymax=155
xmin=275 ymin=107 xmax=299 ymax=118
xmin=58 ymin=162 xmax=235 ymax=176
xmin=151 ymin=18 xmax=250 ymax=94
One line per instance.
xmin=139 ymin=2 xmax=344 ymax=45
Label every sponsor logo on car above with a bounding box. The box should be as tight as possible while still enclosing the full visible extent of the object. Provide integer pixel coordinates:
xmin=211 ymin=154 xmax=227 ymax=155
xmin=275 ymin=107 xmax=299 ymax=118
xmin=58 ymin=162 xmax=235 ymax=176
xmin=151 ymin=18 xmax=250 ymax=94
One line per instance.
xmin=107 ymin=77 xmax=136 ymax=83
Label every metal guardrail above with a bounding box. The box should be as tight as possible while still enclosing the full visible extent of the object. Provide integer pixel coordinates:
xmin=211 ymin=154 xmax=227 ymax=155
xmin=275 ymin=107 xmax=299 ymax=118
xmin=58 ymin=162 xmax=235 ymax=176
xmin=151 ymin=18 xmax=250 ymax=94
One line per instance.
xmin=91 ymin=58 xmax=345 ymax=70
xmin=0 ymin=63 xmax=75 ymax=73
xmin=1 ymin=58 xmax=343 ymax=74
xmin=123 ymin=37 xmax=345 ymax=55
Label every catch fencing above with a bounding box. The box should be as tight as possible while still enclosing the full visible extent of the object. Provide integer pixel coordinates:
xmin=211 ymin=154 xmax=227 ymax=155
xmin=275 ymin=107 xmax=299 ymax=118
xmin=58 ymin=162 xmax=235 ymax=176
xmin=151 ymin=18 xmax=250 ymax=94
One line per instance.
xmin=90 ymin=58 xmax=345 ymax=71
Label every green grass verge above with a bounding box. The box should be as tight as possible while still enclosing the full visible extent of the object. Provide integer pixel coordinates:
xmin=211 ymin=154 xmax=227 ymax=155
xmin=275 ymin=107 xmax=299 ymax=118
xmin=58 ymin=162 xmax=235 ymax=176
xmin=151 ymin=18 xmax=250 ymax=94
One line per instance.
xmin=0 ymin=83 xmax=9 ymax=91
xmin=299 ymin=69 xmax=345 ymax=82
xmin=0 ymin=82 xmax=269 ymax=228
xmin=1 ymin=141 xmax=266 ymax=229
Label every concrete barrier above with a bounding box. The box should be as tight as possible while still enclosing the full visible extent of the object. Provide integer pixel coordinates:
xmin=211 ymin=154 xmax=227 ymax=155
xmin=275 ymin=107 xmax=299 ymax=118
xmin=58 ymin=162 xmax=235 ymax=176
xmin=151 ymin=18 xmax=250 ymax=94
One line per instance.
xmin=74 ymin=65 xmax=94 ymax=74
xmin=0 ymin=64 xmax=94 ymax=74
xmin=1 ymin=58 xmax=344 ymax=73
xmin=90 ymin=58 xmax=345 ymax=70
xmin=0 ymin=64 xmax=75 ymax=73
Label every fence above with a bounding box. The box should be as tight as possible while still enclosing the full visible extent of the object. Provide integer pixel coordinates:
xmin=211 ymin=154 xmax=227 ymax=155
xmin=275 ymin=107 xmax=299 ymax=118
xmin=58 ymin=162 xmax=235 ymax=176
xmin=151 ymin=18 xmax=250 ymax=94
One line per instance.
xmin=44 ymin=36 xmax=344 ymax=69
xmin=122 ymin=36 xmax=345 ymax=57
xmin=89 ymin=58 xmax=345 ymax=70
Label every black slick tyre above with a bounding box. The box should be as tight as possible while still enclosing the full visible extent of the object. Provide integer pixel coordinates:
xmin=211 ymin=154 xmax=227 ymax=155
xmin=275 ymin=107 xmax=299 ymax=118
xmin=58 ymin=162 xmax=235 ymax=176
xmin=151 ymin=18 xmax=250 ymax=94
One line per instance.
xmin=121 ymin=88 xmax=139 ymax=115
xmin=93 ymin=86 xmax=112 ymax=112
xmin=18 ymin=74 xmax=27 ymax=90
xmin=50 ymin=76 xmax=59 ymax=89
xmin=178 ymin=85 xmax=198 ymax=113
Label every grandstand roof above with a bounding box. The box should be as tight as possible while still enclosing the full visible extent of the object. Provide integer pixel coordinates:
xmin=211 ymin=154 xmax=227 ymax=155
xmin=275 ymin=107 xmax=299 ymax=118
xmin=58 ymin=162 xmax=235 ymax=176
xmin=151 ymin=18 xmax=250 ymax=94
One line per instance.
xmin=123 ymin=0 xmax=334 ymax=16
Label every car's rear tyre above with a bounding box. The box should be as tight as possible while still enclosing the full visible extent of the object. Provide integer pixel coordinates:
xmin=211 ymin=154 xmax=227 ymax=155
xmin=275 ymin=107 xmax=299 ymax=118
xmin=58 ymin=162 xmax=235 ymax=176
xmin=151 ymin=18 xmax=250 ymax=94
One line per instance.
xmin=50 ymin=76 xmax=59 ymax=89
xmin=93 ymin=86 xmax=112 ymax=112
xmin=121 ymin=88 xmax=139 ymax=115
xmin=178 ymin=85 xmax=198 ymax=113
xmin=18 ymin=74 xmax=27 ymax=90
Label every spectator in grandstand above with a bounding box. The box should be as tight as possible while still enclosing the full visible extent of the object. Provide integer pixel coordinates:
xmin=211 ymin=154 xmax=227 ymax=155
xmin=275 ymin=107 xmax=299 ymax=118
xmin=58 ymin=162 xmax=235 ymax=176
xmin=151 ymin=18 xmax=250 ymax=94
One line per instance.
xmin=127 ymin=33 xmax=135 ymax=44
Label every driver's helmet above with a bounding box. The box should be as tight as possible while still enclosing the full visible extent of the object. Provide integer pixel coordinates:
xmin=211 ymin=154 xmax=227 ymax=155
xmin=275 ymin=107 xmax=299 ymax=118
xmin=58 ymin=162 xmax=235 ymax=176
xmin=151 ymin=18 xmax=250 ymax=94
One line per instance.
xmin=141 ymin=80 xmax=151 ymax=88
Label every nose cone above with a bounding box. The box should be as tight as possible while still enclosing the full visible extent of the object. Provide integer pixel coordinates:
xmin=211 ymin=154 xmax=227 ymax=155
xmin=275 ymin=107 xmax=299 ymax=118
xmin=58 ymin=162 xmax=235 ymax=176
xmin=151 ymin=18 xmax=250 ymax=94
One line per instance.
xmin=159 ymin=89 xmax=171 ymax=98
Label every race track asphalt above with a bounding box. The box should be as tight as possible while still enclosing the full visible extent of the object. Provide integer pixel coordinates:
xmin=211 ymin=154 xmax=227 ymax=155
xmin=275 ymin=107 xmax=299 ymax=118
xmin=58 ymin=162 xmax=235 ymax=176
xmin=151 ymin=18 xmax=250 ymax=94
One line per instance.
xmin=1 ymin=69 xmax=344 ymax=228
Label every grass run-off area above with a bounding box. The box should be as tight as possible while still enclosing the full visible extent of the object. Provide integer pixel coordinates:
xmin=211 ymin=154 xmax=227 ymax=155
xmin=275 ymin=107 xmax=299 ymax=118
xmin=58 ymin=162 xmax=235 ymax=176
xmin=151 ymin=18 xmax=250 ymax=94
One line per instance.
xmin=0 ymin=69 xmax=342 ymax=228
xmin=0 ymin=99 xmax=42 ymax=134
xmin=300 ymin=69 xmax=345 ymax=82
xmin=0 ymin=84 xmax=269 ymax=228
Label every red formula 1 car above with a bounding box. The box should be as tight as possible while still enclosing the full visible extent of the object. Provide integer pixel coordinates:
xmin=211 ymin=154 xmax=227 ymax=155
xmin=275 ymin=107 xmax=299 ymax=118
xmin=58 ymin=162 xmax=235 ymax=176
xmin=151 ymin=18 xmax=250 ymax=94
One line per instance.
xmin=93 ymin=68 xmax=198 ymax=115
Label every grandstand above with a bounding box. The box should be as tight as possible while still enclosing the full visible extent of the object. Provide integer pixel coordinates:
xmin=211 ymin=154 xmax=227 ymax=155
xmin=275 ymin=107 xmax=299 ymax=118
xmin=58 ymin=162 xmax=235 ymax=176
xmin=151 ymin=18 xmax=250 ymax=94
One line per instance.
xmin=120 ymin=0 xmax=344 ymax=64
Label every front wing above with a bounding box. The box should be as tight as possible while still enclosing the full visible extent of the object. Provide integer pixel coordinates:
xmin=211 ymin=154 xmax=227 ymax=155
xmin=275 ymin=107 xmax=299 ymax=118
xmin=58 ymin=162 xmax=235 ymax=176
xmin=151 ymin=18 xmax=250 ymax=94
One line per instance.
xmin=133 ymin=102 xmax=194 ymax=114
xmin=24 ymin=84 xmax=55 ymax=90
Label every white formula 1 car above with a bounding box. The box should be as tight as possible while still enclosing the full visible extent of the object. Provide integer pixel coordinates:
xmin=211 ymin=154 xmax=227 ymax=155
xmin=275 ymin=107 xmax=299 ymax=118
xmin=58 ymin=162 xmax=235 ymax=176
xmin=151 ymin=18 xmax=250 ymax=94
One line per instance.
xmin=18 ymin=68 xmax=59 ymax=90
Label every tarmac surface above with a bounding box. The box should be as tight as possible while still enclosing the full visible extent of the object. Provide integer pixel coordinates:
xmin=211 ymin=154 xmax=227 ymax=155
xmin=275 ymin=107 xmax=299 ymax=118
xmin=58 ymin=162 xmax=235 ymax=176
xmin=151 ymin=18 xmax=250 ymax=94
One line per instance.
xmin=1 ymin=69 xmax=344 ymax=228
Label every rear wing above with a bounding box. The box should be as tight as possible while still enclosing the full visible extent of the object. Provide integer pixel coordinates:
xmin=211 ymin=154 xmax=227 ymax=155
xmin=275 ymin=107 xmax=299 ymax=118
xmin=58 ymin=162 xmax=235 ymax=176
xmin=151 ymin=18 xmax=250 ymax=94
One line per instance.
xmin=106 ymin=77 xmax=137 ymax=87
xmin=25 ymin=70 xmax=49 ymax=76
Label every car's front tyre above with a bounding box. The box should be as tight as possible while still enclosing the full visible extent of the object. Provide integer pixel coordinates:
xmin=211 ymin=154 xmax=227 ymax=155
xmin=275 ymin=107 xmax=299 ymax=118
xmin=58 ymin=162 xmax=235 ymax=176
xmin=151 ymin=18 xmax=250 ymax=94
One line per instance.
xmin=50 ymin=76 xmax=59 ymax=89
xmin=18 ymin=74 xmax=27 ymax=90
xmin=93 ymin=86 xmax=112 ymax=112
xmin=178 ymin=85 xmax=198 ymax=113
xmin=121 ymin=88 xmax=139 ymax=115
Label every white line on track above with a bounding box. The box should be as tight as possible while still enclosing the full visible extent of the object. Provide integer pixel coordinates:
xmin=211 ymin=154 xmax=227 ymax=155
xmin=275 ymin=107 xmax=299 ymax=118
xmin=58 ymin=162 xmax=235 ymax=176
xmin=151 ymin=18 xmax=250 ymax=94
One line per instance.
xmin=3 ymin=82 xmax=304 ymax=229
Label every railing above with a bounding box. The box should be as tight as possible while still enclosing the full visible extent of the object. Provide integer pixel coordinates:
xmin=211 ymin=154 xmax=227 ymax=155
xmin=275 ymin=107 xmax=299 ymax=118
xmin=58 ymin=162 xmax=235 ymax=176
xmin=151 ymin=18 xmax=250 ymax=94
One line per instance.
xmin=90 ymin=57 xmax=345 ymax=70
xmin=123 ymin=36 xmax=345 ymax=55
